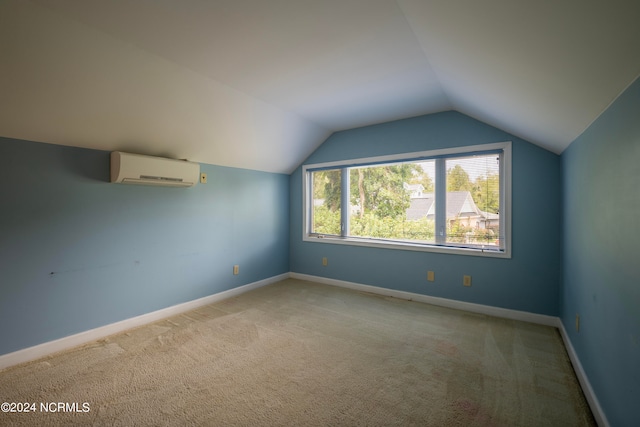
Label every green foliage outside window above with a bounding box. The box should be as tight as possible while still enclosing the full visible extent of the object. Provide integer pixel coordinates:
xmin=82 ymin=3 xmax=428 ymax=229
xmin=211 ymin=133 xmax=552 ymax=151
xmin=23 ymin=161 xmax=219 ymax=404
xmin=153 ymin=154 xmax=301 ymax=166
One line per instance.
xmin=311 ymin=204 xmax=341 ymax=236
xmin=350 ymin=164 xmax=419 ymax=220
xmin=312 ymin=205 xmax=435 ymax=242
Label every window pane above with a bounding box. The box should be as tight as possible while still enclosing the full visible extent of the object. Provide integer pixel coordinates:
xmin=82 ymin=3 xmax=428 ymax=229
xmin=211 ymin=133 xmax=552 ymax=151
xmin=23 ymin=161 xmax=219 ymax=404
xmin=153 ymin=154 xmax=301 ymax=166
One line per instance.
xmin=311 ymin=169 xmax=341 ymax=236
xmin=445 ymin=155 xmax=501 ymax=248
xmin=349 ymin=161 xmax=436 ymax=243
xmin=403 ymin=160 xmax=436 ymax=243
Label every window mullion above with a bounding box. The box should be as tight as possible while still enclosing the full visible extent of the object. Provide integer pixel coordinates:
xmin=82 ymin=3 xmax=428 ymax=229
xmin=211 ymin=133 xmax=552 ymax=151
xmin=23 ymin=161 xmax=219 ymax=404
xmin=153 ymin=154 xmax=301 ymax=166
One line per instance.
xmin=435 ymin=158 xmax=446 ymax=245
xmin=340 ymin=168 xmax=350 ymax=237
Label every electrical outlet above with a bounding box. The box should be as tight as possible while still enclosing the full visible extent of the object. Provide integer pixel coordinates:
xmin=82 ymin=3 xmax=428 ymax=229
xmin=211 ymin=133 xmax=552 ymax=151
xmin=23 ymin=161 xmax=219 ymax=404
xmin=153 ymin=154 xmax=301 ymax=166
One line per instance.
xmin=427 ymin=271 xmax=435 ymax=282
xmin=200 ymin=173 xmax=207 ymax=184
xmin=233 ymin=265 xmax=239 ymax=275
xmin=463 ymin=275 xmax=472 ymax=287
xmin=322 ymin=257 xmax=328 ymax=266
xmin=575 ymin=314 xmax=580 ymax=332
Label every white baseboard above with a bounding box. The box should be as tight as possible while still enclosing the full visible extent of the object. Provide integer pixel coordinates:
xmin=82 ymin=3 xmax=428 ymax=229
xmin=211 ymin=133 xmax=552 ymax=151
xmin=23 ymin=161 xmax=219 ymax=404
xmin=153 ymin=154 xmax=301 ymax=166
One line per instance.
xmin=0 ymin=273 xmax=288 ymax=371
xmin=290 ymin=272 xmax=559 ymax=327
xmin=558 ymin=322 xmax=610 ymax=427
xmin=291 ymin=272 xmax=609 ymax=427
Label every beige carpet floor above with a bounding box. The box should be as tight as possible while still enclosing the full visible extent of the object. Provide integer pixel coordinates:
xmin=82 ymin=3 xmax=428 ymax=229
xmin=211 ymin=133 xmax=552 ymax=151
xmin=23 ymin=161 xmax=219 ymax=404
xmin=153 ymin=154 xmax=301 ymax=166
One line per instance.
xmin=0 ymin=279 xmax=595 ymax=426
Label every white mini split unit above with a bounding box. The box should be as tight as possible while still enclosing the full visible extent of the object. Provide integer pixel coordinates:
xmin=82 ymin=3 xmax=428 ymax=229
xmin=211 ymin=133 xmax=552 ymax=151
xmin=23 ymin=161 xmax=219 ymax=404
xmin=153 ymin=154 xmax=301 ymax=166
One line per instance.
xmin=110 ymin=151 xmax=200 ymax=187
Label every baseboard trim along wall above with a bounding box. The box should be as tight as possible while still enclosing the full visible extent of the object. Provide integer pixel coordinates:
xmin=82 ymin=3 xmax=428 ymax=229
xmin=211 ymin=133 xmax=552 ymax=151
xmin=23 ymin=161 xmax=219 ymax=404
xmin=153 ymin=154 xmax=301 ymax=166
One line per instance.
xmin=291 ymin=272 xmax=609 ymax=427
xmin=290 ymin=272 xmax=559 ymax=326
xmin=558 ymin=323 xmax=610 ymax=427
xmin=0 ymin=273 xmax=288 ymax=371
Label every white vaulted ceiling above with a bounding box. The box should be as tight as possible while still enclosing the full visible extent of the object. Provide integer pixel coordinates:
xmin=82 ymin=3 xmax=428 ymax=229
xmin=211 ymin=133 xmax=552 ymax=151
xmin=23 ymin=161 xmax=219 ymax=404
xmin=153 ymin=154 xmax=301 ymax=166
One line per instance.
xmin=1 ymin=1 xmax=639 ymax=173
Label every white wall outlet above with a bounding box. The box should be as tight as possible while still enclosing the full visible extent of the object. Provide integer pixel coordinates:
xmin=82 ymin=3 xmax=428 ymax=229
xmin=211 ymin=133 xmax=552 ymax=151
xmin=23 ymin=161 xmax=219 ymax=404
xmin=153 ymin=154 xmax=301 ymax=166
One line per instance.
xmin=233 ymin=265 xmax=239 ymax=275
xmin=427 ymin=271 xmax=435 ymax=282
xmin=200 ymin=173 xmax=207 ymax=184
xmin=463 ymin=275 xmax=472 ymax=287
xmin=322 ymin=257 xmax=328 ymax=266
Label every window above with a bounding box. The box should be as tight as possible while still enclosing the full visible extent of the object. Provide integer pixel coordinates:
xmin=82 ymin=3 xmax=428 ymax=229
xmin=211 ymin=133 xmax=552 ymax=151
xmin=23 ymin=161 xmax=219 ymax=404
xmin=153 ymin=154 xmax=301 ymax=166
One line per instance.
xmin=303 ymin=142 xmax=511 ymax=257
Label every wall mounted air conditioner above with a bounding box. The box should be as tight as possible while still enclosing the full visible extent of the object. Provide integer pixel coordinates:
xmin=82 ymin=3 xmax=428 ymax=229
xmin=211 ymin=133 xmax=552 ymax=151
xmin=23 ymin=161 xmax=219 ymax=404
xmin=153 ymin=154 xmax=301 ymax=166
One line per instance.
xmin=110 ymin=151 xmax=200 ymax=187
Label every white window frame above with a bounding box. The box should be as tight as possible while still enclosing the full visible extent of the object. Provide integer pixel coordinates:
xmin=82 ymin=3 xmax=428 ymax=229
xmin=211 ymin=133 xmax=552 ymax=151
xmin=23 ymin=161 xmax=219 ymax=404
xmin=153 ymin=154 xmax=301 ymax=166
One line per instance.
xmin=302 ymin=142 xmax=512 ymax=258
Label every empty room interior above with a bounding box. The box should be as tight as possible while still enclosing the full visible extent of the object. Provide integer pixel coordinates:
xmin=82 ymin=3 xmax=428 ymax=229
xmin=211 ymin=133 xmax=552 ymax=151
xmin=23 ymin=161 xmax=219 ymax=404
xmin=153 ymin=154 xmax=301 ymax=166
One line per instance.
xmin=1 ymin=1 xmax=638 ymax=426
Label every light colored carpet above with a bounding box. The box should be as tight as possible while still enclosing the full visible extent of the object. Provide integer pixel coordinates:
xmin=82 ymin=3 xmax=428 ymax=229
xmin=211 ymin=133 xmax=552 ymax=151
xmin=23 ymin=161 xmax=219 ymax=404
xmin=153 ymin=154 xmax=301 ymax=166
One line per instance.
xmin=0 ymin=279 xmax=595 ymax=426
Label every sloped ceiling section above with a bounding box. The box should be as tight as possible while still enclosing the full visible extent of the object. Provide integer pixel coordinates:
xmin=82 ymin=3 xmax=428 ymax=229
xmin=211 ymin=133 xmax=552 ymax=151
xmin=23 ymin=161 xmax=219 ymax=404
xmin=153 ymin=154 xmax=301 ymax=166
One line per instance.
xmin=1 ymin=1 xmax=639 ymax=173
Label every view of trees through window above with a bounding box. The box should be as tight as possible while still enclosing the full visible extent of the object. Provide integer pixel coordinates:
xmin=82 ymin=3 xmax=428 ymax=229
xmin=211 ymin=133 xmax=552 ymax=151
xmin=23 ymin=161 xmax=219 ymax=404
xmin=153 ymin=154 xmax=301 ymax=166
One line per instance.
xmin=310 ymin=153 xmax=501 ymax=248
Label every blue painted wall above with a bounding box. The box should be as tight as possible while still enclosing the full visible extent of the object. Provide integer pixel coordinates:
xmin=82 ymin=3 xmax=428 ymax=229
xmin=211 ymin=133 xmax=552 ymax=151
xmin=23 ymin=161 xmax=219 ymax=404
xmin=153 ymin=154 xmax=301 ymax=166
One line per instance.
xmin=290 ymin=111 xmax=562 ymax=316
xmin=562 ymin=77 xmax=640 ymax=427
xmin=0 ymin=137 xmax=290 ymax=356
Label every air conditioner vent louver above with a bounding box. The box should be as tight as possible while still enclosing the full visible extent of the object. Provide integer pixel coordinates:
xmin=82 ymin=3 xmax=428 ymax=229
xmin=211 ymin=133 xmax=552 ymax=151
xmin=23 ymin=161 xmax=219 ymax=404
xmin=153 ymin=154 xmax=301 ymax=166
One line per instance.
xmin=110 ymin=152 xmax=200 ymax=187
xmin=139 ymin=175 xmax=183 ymax=182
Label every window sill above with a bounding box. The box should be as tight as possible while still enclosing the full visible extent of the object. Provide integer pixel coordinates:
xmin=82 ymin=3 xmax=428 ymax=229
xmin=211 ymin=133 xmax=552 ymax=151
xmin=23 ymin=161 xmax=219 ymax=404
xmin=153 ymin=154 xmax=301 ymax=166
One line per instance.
xmin=303 ymin=234 xmax=511 ymax=259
